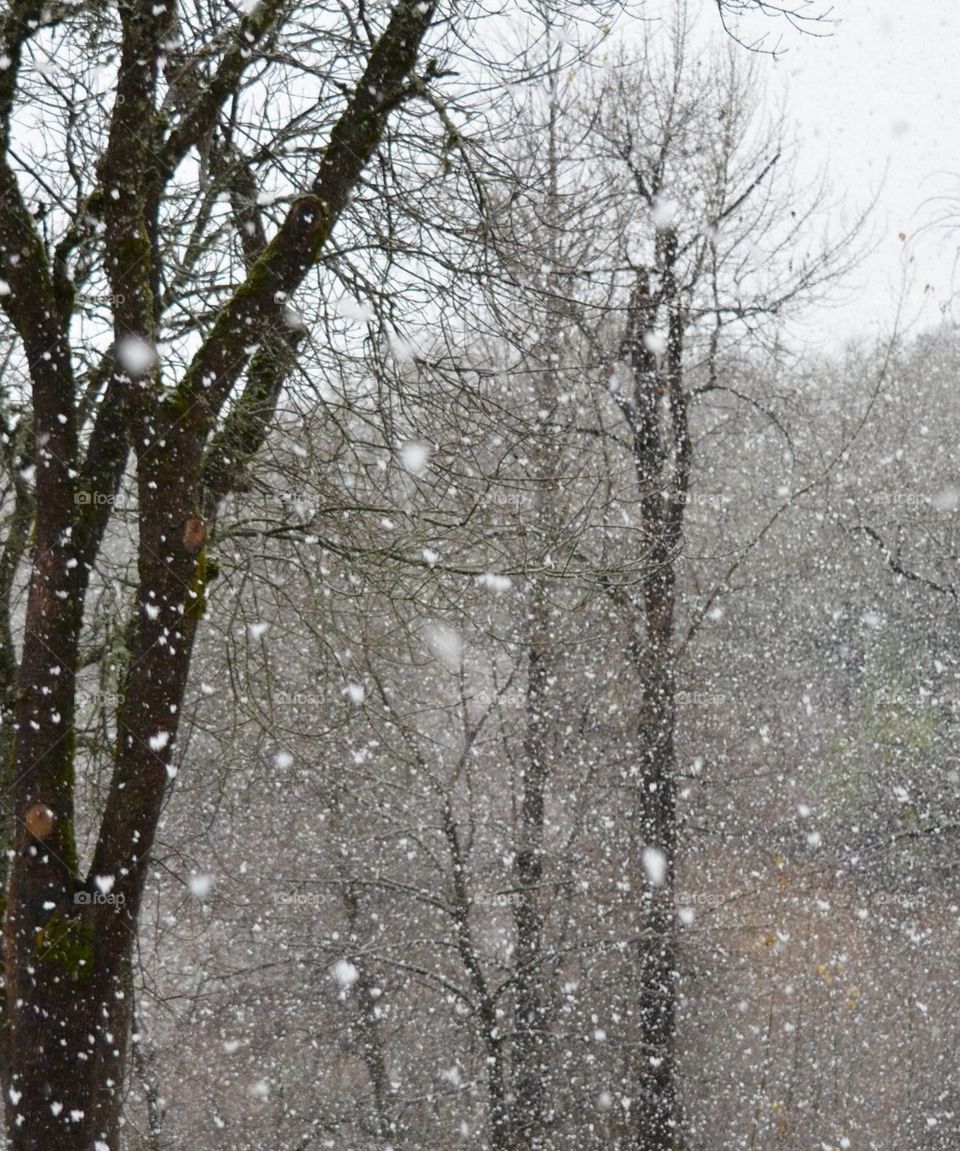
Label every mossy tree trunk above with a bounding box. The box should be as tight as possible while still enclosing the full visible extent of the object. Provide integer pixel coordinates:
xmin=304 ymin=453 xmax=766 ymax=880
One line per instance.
xmin=0 ymin=2 xmax=437 ymax=1146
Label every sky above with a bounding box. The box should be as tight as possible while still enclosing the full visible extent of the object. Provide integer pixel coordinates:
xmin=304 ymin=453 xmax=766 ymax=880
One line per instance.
xmin=736 ymin=0 xmax=960 ymax=348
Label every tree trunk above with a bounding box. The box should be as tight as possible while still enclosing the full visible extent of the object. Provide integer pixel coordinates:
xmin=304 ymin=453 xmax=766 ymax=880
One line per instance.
xmin=620 ymin=247 xmax=689 ymax=1151
xmin=512 ymin=587 xmax=552 ymax=1150
xmin=0 ymin=2 xmax=439 ymax=1143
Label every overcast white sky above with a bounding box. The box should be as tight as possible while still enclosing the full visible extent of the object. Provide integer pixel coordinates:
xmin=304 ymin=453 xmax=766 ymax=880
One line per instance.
xmin=725 ymin=0 xmax=960 ymax=348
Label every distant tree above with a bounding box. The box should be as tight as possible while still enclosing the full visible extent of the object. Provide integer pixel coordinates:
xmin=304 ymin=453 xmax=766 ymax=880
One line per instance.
xmin=476 ymin=10 xmax=866 ymax=1148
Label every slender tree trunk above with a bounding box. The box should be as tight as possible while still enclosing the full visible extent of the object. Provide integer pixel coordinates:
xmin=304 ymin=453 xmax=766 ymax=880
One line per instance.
xmin=512 ymin=584 xmax=552 ymax=1150
xmin=620 ymin=242 xmax=689 ymax=1151
xmin=342 ymin=882 xmax=400 ymax=1146
xmin=508 ymin=65 xmax=570 ymax=1149
xmin=441 ymin=799 xmax=510 ymax=1151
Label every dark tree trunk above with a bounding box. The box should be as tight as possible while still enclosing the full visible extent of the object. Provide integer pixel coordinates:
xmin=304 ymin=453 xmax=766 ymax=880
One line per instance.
xmin=618 ymin=238 xmax=689 ymax=1151
xmin=0 ymin=2 xmax=438 ymax=1144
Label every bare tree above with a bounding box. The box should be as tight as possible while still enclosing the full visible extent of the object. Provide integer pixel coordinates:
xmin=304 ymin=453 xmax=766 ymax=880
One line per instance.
xmin=471 ymin=11 xmax=866 ymax=1149
xmin=0 ymin=0 xmax=491 ymax=1144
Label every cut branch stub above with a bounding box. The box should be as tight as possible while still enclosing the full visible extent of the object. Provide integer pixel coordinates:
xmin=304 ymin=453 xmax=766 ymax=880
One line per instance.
xmin=22 ymin=804 xmax=54 ymax=841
